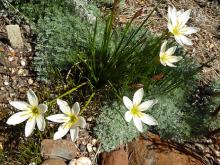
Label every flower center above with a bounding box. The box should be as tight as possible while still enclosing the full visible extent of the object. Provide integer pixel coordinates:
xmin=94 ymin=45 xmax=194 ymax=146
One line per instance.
xmin=172 ymin=24 xmax=181 ymax=36
xmin=65 ymin=114 xmax=78 ymax=128
xmin=131 ymin=105 xmax=142 ymax=117
xmin=160 ymin=54 xmax=168 ymax=62
xmin=31 ymin=106 xmax=40 ymax=116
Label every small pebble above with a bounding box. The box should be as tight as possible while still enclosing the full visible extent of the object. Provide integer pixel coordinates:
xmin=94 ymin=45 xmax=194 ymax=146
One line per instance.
xmin=92 ymin=147 xmax=97 ymax=152
xmin=69 ymin=157 xmax=91 ymax=165
xmin=79 ymin=144 xmax=86 ymax=152
xmin=18 ymin=68 xmax=24 ymax=75
xmin=28 ymin=78 xmax=34 ymax=84
xmin=69 ymin=159 xmax=77 ymax=165
xmin=11 ymin=68 xmax=16 ymax=74
xmin=87 ymin=143 xmax=93 ymax=153
xmin=21 ymin=60 xmax=26 ymax=66
xmin=91 ymin=139 xmax=97 ymax=145
xmin=214 ymin=150 xmax=220 ymax=157
xmin=8 ymin=56 xmax=14 ymax=62
xmin=87 ymin=117 xmax=93 ymax=122
xmin=4 ymin=81 xmax=9 ymax=86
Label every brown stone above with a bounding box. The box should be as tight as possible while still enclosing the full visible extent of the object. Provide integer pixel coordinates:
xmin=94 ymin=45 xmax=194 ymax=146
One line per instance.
xmin=100 ymin=148 xmax=128 ymax=165
xmin=41 ymin=158 xmax=66 ymax=165
xmin=128 ymin=132 xmax=205 ymax=165
xmin=41 ymin=139 xmax=77 ymax=160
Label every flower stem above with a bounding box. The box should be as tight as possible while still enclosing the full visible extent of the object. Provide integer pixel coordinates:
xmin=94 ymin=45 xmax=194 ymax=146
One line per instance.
xmin=80 ymin=92 xmax=96 ymax=115
xmin=47 ymin=82 xmax=87 ymax=105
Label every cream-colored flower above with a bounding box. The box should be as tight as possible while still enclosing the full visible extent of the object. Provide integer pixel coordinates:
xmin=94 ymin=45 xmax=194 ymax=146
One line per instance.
xmin=47 ymin=99 xmax=86 ymax=142
xmin=7 ymin=89 xmax=48 ymax=137
xmin=123 ymin=88 xmax=158 ymax=132
xmin=168 ymin=6 xmax=199 ymax=46
xmin=160 ymin=40 xmax=182 ymax=67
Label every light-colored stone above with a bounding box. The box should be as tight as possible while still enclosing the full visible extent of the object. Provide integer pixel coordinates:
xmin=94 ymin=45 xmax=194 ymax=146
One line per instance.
xmin=6 ymin=25 xmax=24 ymax=49
xmin=28 ymin=78 xmax=34 ymax=85
xmin=213 ymin=150 xmax=220 ymax=157
xmin=91 ymin=139 xmax=97 ymax=145
xmin=69 ymin=159 xmax=77 ymax=165
xmin=41 ymin=158 xmax=66 ymax=165
xmin=69 ymin=157 xmax=91 ymax=165
xmin=41 ymin=139 xmax=77 ymax=160
xmin=21 ymin=60 xmax=26 ymax=66
xmin=87 ymin=143 xmax=93 ymax=153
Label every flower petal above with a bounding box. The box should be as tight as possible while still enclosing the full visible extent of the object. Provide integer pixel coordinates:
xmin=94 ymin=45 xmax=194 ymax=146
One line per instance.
xmin=166 ymin=46 xmax=177 ymax=56
xmin=160 ymin=59 xmax=167 ymax=66
xmin=140 ymin=113 xmax=158 ymax=126
xmin=133 ymin=117 xmax=143 ymax=132
xmin=123 ymin=96 xmax=133 ymax=110
xmin=9 ymin=101 xmax=31 ymax=111
xmin=179 ymin=35 xmax=193 ymax=45
xmin=27 ymin=89 xmax=38 ymax=106
xmin=77 ymin=116 xmax=86 ymax=128
xmin=6 ymin=111 xmax=31 ymax=125
xmin=36 ymin=115 xmax=46 ymax=131
xmin=169 ymin=56 xmax=183 ymax=63
xmin=167 ymin=23 xmax=173 ymax=33
xmin=167 ymin=6 xmax=172 ymax=21
xmin=166 ymin=61 xmax=177 ymax=67
xmin=25 ymin=117 xmax=36 ymax=137
xmin=170 ymin=6 xmax=177 ymax=26
xmin=38 ymin=104 xmax=48 ymax=113
xmin=54 ymin=124 xmax=69 ymax=140
xmin=139 ymin=99 xmax=158 ymax=111
xmin=70 ymin=128 xmax=79 ymax=142
xmin=57 ymin=99 xmax=71 ymax=115
xmin=160 ymin=41 xmax=167 ymax=55
xmin=125 ymin=111 xmax=132 ymax=122
xmin=174 ymin=36 xmax=184 ymax=46
xmin=72 ymin=102 xmax=80 ymax=115
xmin=178 ymin=9 xmax=191 ymax=26
xmin=182 ymin=27 xmax=199 ymax=35
xmin=46 ymin=114 xmax=67 ymax=123
xmin=133 ymin=88 xmax=144 ymax=105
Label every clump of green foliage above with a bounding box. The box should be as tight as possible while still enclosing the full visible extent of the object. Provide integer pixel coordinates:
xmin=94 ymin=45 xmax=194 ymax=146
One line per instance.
xmin=94 ymin=102 xmax=148 ymax=152
xmin=16 ymin=138 xmax=42 ymax=164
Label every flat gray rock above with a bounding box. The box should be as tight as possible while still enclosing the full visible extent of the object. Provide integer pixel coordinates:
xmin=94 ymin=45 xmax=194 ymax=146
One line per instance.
xmin=6 ymin=25 xmax=24 ymax=49
xmin=41 ymin=139 xmax=77 ymax=160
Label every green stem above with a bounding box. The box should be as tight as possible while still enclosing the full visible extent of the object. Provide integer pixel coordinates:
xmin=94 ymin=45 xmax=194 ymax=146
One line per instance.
xmin=80 ymin=92 xmax=96 ymax=115
xmin=47 ymin=82 xmax=87 ymax=105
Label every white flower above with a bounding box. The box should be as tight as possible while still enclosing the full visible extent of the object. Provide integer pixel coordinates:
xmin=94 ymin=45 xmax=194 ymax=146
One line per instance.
xmin=7 ymin=89 xmax=48 ymax=137
xmin=160 ymin=40 xmax=182 ymax=67
xmin=168 ymin=6 xmax=199 ymax=46
xmin=46 ymin=99 xmax=86 ymax=142
xmin=123 ymin=88 xmax=158 ymax=132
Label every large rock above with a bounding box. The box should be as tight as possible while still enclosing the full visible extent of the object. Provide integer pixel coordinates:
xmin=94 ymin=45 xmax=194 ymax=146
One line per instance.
xmin=41 ymin=158 xmax=66 ymax=165
xmin=41 ymin=139 xmax=77 ymax=160
xmin=100 ymin=148 xmax=128 ymax=165
xmin=128 ymin=132 xmax=204 ymax=165
xmin=6 ymin=25 xmax=24 ymax=49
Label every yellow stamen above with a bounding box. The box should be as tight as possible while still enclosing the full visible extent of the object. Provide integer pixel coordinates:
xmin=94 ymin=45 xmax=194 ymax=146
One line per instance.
xmin=31 ymin=106 xmax=40 ymax=117
xmin=172 ymin=24 xmax=181 ymax=36
xmin=131 ymin=105 xmax=143 ymax=118
xmin=64 ymin=114 xmax=78 ymax=128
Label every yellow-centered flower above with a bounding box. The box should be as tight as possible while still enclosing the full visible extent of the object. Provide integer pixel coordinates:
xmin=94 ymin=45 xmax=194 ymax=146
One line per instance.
xmin=123 ymin=88 xmax=158 ymax=132
xmin=168 ymin=6 xmax=199 ymax=46
xmin=160 ymin=40 xmax=182 ymax=67
xmin=7 ymin=89 xmax=48 ymax=137
xmin=46 ymin=99 xmax=86 ymax=142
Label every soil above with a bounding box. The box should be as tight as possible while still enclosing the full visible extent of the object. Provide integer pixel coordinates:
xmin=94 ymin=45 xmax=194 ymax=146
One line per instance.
xmin=0 ymin=0 xmax=219 ymax=165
